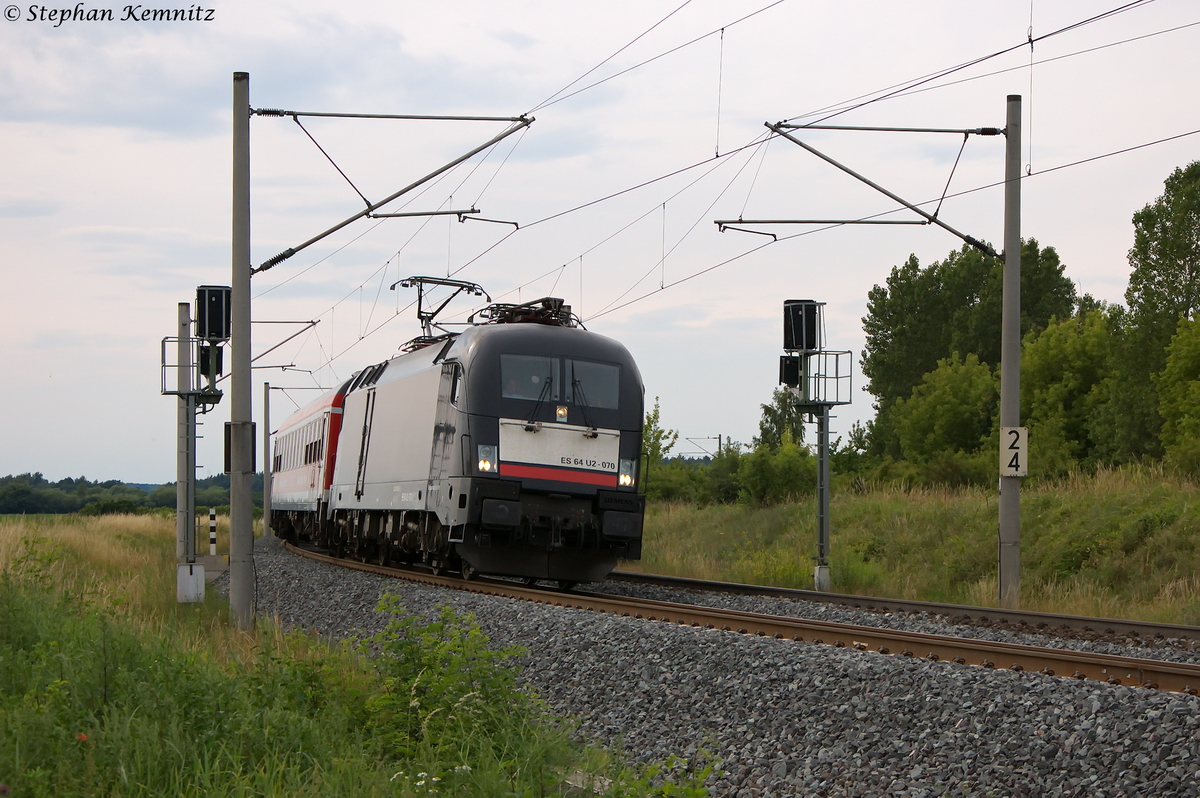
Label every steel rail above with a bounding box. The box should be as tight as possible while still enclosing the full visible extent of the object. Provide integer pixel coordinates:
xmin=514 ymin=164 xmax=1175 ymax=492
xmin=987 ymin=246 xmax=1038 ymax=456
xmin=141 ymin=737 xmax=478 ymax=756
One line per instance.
xmin=283 ymin=544 xmax=1200 ymax=694
xmin=607 ymin=571 xmax=1200 ymax=642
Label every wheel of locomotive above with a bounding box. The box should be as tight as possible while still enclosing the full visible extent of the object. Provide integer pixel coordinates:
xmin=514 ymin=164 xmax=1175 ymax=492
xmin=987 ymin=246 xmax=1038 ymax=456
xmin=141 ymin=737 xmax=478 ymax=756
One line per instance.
xmin=460 ymin=560 xmax=479 ymax=581
xmin=519 ymin=576 xmax=537 ymax=587
xmin=557 ymin=580 xmax=577 ymax=591
xmin=375 ymin=542 xmax=391 ymax=567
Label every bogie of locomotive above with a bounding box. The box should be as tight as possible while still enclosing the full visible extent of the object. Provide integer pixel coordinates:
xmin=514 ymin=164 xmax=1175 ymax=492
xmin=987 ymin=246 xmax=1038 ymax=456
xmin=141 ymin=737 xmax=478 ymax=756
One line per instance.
xmin=270 ymin=299 xmax=645 ymax=583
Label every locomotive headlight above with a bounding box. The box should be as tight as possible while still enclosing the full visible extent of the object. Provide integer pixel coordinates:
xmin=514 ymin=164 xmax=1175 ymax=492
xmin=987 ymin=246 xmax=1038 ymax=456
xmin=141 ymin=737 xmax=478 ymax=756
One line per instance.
xmin=618 ymin=459 xmax=636 ymax=487
xmin=477 ymin=445 xmax=497 ymax=473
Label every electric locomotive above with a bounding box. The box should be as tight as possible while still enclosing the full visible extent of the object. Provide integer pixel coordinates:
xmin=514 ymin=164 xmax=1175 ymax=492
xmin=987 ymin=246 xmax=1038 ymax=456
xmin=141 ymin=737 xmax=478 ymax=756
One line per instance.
xmin=270 ymin=287 xmax=645 ymax=584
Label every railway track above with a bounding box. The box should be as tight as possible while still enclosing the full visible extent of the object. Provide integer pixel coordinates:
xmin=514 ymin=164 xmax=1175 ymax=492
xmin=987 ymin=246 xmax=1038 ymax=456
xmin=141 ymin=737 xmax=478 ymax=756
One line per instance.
xmin=609 ymin=570 xmax=1200 ymax=642
xmin=284 ymin=543 xmax=1200 ymax=695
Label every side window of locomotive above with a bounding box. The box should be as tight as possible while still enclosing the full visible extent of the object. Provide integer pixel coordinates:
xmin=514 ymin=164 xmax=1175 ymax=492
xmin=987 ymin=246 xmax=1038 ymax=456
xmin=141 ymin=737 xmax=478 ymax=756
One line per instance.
xmin=500 ymin=354 xmax=559 ymax=401
xmin=566 ymin=359 xmax=620 ymax=409
xmin=449 ymin=363 xmax=463 ymax=407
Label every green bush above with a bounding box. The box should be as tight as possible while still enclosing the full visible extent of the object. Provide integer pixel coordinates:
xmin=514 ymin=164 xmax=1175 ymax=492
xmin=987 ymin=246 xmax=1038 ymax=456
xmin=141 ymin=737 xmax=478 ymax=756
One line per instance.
xmin=645 ymin=461 xmax=709 ymax=504
xmin=76 ymin=498 xmax=148 ymax=516
xmin=0 ymin=548 xmax=709 ymax=797
xmin=736 ymin=439 xmax=816 ymax=507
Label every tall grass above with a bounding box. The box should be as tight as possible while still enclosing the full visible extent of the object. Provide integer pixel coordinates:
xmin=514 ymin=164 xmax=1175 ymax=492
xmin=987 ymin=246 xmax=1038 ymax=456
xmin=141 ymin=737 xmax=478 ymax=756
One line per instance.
xmin=633 ymin=464 xmax=1200 ymax=624
xmin=0 ymin=514 xmax=712 ymax=796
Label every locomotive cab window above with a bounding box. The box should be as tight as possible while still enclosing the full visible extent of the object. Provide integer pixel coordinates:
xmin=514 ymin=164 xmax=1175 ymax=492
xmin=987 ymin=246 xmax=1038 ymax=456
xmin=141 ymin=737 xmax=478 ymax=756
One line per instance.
xmin=501 ymin=355 xmax=559 ymax=401
xmin=500 ymin=354 xmax=619 ymax=409
xmin=449 ymin=363 xmax=464 ymax=406
xmin=566 ymin=359 xmax=619 ymax=409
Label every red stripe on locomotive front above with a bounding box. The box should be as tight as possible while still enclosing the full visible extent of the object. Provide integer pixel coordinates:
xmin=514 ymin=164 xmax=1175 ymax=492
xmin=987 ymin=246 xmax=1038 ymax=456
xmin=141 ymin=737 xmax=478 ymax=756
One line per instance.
xmin=499 ymin=462 xmax=619 ymax=487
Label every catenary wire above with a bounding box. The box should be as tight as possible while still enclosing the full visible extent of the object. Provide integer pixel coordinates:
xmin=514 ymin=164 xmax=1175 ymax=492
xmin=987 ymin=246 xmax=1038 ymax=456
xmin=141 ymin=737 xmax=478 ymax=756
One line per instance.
xmin=262 ymin=2 xmax=1173 ymax=310
xmin=265 ymin=1 xmax=1178 ymax=376
xmin=786 ymin=0 xmax=1160 ymax=125
xmin=470 ymin=5 xmax=1184 ymax=322
xmin=513 ymin=13 xmax=1193 ymax=240
xmin=587 ymin=125 xmax=1200 ymax=321
xmin=814 ymin=20 xmax=1200 ymax=121
xmin=1027 ymin=0 xmax=1036 ymax=175
xmin=531 ymin=0 xmax=789 ymax=114
xmin=528 ymin=0 xmax=698 ymax=113
xmin=590 ymin=139 xmax=767 ymax=317
xmin=739 ymin=137 xmax=773 ymax=219
xmin=254 ymin=118 xmax=521 ymax=300
xmin=522 ymin=132 xmax=773 ymax=229
xmin=265 ymin=1 xmax=1180 ymax=310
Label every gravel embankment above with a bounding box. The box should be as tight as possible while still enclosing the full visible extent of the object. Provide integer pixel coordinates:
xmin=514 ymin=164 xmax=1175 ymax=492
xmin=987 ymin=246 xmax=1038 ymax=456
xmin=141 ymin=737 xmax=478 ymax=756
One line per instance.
xmin=223 ymin=537 xmax=1200 ymax=797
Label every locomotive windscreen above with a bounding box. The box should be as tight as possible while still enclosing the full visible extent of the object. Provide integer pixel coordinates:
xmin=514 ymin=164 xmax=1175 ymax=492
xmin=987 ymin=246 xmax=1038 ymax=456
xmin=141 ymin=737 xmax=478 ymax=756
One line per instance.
xmin=566 ymin=359 xmax=619 ymax=409
xmin=500 ymin=354 xmax=619 ymax=409
xmin=501 ymin=355 xmax=558 ymax=401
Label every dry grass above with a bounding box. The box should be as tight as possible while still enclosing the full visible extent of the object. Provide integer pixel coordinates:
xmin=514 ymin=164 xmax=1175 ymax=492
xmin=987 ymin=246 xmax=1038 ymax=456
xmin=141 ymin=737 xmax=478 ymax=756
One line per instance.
xmin=0 ymin=513 xmax=263 ymax=658
xmin=633 ymin=464 xmax=1200 ymax=624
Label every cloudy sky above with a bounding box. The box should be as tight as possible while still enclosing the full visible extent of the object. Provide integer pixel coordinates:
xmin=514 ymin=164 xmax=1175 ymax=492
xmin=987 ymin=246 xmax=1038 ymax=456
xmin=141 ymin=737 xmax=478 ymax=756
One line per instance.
xmin=1 ymin=0 xmax=1197 ymax=483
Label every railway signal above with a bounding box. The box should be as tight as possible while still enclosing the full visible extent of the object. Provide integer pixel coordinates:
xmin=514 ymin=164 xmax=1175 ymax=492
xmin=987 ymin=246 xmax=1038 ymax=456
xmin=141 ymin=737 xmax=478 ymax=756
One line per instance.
xmin=160 ymin=287 xmax=230 ymax=602
xmin=779 ymin=300 xmax=852 ymax=592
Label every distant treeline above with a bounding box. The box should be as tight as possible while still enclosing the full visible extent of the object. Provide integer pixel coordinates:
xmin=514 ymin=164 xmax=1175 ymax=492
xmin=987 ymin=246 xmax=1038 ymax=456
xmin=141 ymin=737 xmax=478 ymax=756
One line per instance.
xmin=0 ymin=473 xmax=264 ymax=515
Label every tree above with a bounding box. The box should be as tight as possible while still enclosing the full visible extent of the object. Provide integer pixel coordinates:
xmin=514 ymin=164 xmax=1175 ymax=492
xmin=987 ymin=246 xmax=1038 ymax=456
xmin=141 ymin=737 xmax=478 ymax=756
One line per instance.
xmin=890 ymin=353 xmax=998 ymax=463
xmin=640 ymin=397 xmax=678 ymax=493
xmin=753 ymin=387 xmax=806 ymax=450
xmin=1126 ymin=160 xmax=1200 ymax=358
xmin=705 ymin=439 xmax=743 ymax=504
xmin=1087 ymin=161 xmax=1200 ymax=463
xmin=861 ymin=239 xmax=1076 ymax=408
xmin=1155 ymin=318 xmax=1200 ymax=473
xmin=1080 ymin=306 xmax=1163 ymax=463
xmin=1021 ymin=305 xmax=1113 ymax=464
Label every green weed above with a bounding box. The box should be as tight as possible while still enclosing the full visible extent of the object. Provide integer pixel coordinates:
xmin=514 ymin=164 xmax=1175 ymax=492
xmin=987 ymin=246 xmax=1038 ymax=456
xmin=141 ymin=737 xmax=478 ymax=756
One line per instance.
xmin=636 ymin=463 xmax=1200 ymax=621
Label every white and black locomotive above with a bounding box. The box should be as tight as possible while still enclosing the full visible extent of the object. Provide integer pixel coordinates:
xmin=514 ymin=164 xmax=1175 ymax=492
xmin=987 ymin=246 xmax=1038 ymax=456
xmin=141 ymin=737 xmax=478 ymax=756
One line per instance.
xmin=270 ymin=290 xmax=645 ymax=584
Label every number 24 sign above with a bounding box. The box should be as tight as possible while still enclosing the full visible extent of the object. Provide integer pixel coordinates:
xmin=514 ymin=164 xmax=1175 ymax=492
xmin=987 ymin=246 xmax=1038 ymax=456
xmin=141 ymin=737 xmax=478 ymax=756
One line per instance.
xmin=1000 ymin=427 xmax=1028 ymax=477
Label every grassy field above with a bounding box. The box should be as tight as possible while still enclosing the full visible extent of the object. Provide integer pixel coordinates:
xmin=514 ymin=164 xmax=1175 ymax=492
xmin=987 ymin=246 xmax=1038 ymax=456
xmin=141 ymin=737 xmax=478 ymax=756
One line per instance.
xmin=0 ymin=514 xmax=709 ymax=797
xmin=631 ymin=464 xmax=1200 ymax=625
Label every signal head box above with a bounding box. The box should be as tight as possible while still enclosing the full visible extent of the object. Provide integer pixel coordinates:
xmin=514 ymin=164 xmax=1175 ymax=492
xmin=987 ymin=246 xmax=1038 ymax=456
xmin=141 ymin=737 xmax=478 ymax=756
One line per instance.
xmin=196 ymin=285 xmax=232 ymax=341
xmin=783 ymin=299 xmax=823 ymax=352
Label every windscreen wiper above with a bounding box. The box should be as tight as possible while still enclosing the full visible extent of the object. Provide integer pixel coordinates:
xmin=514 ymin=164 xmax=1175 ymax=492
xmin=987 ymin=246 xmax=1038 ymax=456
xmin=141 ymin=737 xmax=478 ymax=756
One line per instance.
xmin=570 ymin=361 xmax=598 ymax=437
xmin=524 ymin=373 xmax=553 ymax=430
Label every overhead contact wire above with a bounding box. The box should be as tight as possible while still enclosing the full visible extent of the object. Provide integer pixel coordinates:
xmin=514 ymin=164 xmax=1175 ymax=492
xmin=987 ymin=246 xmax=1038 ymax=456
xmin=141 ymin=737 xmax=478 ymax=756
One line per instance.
xmin=786 ymin=0 xmax=1159 ymax=125
xmin=298 ymin=1 xmax=1168 ymax=322
xmin=532 ymin=0 xmax=788 ymax=113
xmin=820 ymin=20 xmax=1200 ymax=114
xmin=590 ymin=137 xmax=765 ymax=317
xmin=529 ymin=0 xmax=698 ymax=113
xmin=590 ymin=124 xmax=1200 ymax=320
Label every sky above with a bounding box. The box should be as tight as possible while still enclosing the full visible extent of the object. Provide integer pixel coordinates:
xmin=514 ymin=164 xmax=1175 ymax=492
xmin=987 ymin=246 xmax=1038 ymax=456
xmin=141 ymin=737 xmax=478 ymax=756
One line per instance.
xmin=1 ymin=0 xmax=1198 ymax=484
